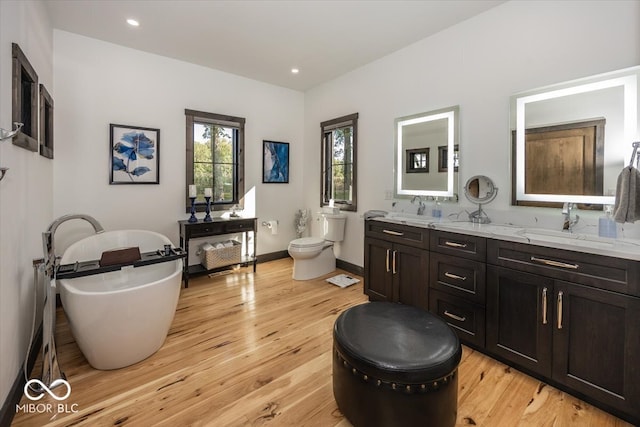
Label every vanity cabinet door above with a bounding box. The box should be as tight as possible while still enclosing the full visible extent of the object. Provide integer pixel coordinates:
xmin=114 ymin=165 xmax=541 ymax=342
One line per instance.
xmin=486 ymin=266 xmax=553 ymax=377
xmin=395 ymin=243 xmax=429 ymax=310
xmin=552 ymin=281 xmax=640 ymax=420
xmin=364 ymin=237 xmax=394 ymax=302
xmin=363 ymin=237 xmax=429 ymax=310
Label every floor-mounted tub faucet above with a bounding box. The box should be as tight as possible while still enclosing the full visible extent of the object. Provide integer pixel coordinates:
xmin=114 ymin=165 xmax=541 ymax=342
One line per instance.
xmin=562 ymin=203 xmax=580 ymax=232
xmin=34 ymin=214 xmax=105 ymax=395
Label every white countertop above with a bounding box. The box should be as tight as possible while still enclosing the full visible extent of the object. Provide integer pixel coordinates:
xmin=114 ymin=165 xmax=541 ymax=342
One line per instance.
xmin=373 ymin=213 xmax=640 ymax=261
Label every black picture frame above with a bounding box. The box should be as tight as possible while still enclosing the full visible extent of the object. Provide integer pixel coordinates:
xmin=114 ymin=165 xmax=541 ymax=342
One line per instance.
xmin=438 ymin=144 xmax=459 ymax=173
xmin=262 ymin=140 xmax=289 ymax=183
xmin=110 ymin=124 xmax=160 ymax=184
xmin=39 ymin=84 xmax=54 ymax=159
xmin=12 ymin=43 xmax=39 ymax=152
xmin=406 ymin=148 xmax=429 ymax=173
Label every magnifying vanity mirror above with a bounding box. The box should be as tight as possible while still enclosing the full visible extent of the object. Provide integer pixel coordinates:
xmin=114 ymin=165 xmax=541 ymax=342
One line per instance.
xmin=464 ymin=175 xmax=497 ymax=224
xmin=511 ymin=65 xmax=640 ymax=207
xmin=394 ymin=105 xmax=459 ymax=198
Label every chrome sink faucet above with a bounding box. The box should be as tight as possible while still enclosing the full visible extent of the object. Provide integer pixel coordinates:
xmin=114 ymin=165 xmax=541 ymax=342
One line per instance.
xmin=562 ymin=202 xmax=580 ymax=232
xmin=411 ymin=195 xmax=426 ymax=215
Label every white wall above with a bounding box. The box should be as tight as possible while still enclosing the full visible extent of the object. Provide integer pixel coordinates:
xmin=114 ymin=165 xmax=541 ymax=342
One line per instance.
xmin=304 ymin=0 xmax=640 ymax=267
xmin=0 ymin=0 xmax=53 ymax=409
xmin=53 ymin=30 xmax=305 ymax=255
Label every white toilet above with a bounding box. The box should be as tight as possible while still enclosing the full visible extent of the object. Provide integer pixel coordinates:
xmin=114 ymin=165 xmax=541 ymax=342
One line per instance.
xmin=288 ymin=212 xmax=347 ymax=280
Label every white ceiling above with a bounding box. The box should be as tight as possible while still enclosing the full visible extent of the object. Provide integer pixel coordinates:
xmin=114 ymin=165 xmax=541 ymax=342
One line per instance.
xmin=45 ymin=0 xmax=505 ymax=91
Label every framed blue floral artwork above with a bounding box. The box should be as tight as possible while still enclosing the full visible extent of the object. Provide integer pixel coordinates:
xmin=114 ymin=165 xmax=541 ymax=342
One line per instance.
xmin=263 ymin=140 xmax=289 ymax=183
xmin=110 ymin=124 xmax=160 ymax=184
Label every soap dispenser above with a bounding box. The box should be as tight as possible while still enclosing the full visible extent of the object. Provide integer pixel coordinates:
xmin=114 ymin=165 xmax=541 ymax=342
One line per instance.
xmin=598 ymin=205 xmax=617 ymax=238
xmin=431 ymin=197 xmax=442 ymax=218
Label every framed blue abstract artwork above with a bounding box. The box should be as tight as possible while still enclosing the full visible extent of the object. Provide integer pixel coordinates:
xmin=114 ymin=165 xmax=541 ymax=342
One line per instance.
xmin=263 ymin=140 xmax=289 ymax=183
xmin=110 ymin=123 xmax=160 ymax=184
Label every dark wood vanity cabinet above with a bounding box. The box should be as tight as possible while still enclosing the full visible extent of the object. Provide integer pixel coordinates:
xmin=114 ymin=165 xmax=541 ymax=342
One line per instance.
xmin=363 ymin=220 xmax=640 ymax=423
xmin=487 ymin=239 xmax=640 ymax=422
xmin=364 ymin=221 xmax=429 ymax=310
xmin=429 ymin=230 xmax=487 ymax=348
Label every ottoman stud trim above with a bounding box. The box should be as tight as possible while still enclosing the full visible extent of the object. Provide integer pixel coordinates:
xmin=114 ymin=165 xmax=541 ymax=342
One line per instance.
xmin=335 ymin=350 xmax=457 ymax=395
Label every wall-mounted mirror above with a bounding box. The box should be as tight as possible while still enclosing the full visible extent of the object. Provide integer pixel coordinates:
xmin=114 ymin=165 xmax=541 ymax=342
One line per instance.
xmin=394 ymin=105 xmax=459 ymax=198
xmin=511 ymin=65 xmax=640 ymax=207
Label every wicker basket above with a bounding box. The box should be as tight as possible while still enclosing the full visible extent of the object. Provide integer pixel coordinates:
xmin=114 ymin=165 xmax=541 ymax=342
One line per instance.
xmin=200 ymin=240 xmax=242 ymax=269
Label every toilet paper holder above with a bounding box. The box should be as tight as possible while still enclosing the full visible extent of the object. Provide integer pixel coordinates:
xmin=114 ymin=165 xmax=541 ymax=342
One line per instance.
xmin=262 ymin=220 xmax=279 ymax=235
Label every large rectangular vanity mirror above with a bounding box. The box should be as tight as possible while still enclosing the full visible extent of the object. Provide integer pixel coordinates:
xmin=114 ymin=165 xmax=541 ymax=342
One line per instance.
xmin=394 ymin=105 xmax=459 ymax=198
xmin=511 ymin=65 xmax=640 ymax=207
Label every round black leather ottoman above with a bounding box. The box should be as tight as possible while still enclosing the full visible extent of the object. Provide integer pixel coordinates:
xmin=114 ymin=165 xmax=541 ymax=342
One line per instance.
xmin=333 ymin=302 xmax=462 ymax=427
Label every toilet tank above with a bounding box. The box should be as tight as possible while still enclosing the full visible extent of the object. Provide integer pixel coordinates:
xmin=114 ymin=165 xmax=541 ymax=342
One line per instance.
xmin=322 ymin=213 xmax=347 ymax=242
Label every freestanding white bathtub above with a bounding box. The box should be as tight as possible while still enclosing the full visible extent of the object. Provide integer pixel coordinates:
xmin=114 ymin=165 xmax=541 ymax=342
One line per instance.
xmin=58 ymin=230 xmax=183 ymax=370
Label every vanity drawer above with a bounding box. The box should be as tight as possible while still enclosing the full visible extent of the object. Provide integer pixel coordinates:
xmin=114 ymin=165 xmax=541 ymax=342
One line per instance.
xmin=225 ymin=219 xmax=255 ymax=233
xmin=365 ymin=219 xmax=429 ymax=249
xmin=430 ymin=230 xmax=486 ymax=261
xmin=487 ymin=239 xmax=640 ymax=296
xmin=430 ymin=253 xmax=486 ymax=304
xmin=188 ymin=222 xmax=225 ymax=238
xmin=429 ymin=289 xmax=485 ymax=348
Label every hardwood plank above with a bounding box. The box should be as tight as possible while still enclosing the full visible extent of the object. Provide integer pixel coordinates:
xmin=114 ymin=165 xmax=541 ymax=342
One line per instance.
xmin=11 ymin=259 xmax=632 ymax=427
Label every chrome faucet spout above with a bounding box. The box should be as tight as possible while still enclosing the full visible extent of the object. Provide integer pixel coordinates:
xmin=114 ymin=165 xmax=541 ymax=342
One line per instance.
xmin=411 ymin=196 xmax=426 ymax=215
xmin=46 ymin=213 xmax=104 ymax=236
xmin=562 ymin=203 xmax=579 ymax=232
xmin=43 ymin=214 xmax=104 ymax=277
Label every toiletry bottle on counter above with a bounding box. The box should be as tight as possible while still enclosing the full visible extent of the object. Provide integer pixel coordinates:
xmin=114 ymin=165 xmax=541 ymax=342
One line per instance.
xmin=598 ymin=206 xmax=617 ymax=238
xmin=432 ymin=198 xmax=442 ymax=218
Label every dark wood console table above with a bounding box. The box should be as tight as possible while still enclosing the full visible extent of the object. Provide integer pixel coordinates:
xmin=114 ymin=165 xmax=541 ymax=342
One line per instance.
xmin=178 ymin=217 xmax=257 ymax=287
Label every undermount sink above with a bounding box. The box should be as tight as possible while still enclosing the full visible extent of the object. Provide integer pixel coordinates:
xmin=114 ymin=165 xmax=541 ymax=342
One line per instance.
xmin=384 ymin=213 xmax=434 ymax=226
xmin=516 ymin=229 xmax=621 ymax=250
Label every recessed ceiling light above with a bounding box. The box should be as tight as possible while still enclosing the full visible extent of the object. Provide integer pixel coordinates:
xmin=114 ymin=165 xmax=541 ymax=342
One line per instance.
xmin=127 ymin=19 xmax=140 ymax=27
xmin=291 ymin=68 xmax=299 ymax=74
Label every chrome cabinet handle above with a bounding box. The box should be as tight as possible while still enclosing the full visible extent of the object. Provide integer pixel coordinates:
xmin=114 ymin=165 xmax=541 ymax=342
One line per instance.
xmin=444 ymin=241 xmax=467 ymax=248
xmin=557 ymin=291 xmax=564 ymax=329
xmin=385 ymin=249 xmax=390 ymax=273
xmin=531 ymin=256 xmax=579 ymax=270
xmin=444 ymin=310 xmax=466 ymax=322
xmin=542 ymin=287 xmax=548 ymax=325
xmin=383 ymin=229 xmax=404 ymax=236
xmin=444 ymin=272 xmax=467 ymax=281
xmin=392 ymin=250 xmax=397 ymax=275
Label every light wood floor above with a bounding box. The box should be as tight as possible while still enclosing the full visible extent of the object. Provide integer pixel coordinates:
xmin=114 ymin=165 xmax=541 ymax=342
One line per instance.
xmin=12 ymin=258 xmax=632 ymax=426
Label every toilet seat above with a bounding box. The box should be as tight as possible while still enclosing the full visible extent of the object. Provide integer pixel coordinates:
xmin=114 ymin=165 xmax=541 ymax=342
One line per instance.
xmin=288 ymin=237 xmax=326 ymax=251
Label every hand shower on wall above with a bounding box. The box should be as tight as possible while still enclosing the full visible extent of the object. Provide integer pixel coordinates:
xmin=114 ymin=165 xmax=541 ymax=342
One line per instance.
xmin=0 ymin=122 xmax=24 ymax=181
